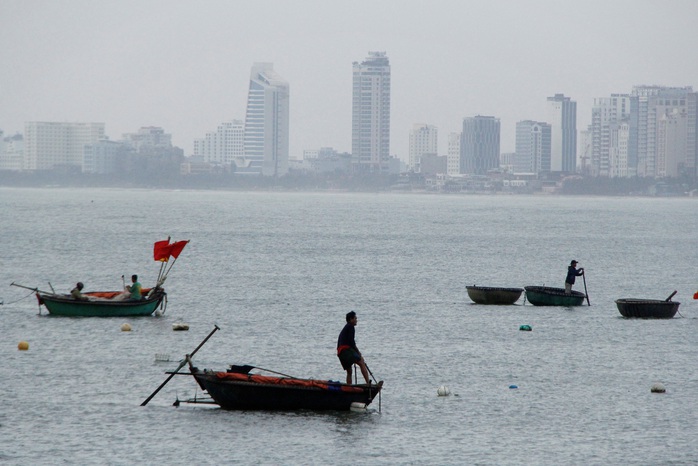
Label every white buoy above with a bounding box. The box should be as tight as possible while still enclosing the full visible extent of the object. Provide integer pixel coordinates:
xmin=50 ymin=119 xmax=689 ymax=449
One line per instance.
xmin=172 ymin=322 xmax=189 ymax=331
xmin=350 ymin=402 xmax=367 ymax=412
xmin=437 ymin=385 xmax=451 ymax=396
xmin=154 ymin=310 xmax=163 ymax=317
xmin=120 ymin=322 xmax=132 ymax=332
xmin=154 ymin=353 xmax=171 ymax=362
xmin=651 ymin=382 xmax=666 ymax=393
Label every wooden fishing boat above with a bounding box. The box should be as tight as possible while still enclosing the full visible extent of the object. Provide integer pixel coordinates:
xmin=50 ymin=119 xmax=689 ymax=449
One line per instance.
xmin=615 ymin=292 xmax=680 ymax=319
xmin=466 ymin=285 xmax=524 ymax=305
xmin=187 ymin=363 xmax=383 ymax=411
xmin=35 ymin=288 xmax=166 ymax=317
xmin=524 ymin=286 xmax=587 ymax=307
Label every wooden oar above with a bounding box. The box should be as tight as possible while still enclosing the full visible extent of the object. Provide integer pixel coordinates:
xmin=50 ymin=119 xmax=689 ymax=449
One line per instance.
xmin=665 ymin=290 xmax=678 ymax=302
xmin=582 ymin=273 xmax=590 ymax=306
xmin=141 ymin=324 xmax=220 ymax=406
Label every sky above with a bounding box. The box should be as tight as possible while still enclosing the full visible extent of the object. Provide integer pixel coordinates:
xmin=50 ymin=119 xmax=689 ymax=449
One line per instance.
xmin=2 ymin=0 xmax=697 ymax=163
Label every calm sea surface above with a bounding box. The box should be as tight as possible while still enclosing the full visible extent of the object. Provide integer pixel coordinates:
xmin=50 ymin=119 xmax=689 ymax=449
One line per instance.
xmin=1 ymin=187 xmax=697 ymax=465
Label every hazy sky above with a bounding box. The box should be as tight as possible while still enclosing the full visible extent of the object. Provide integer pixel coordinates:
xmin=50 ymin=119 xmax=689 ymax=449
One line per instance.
xmin=2 ymin=0 xmax=697 ymax=162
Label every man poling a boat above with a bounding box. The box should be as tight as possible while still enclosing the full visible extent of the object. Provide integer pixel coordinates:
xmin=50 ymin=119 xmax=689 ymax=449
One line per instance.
xmin=337 ymin=311 xmax=371 ymax=385
xmin=565 ymin=260 xmax=585 ymax=295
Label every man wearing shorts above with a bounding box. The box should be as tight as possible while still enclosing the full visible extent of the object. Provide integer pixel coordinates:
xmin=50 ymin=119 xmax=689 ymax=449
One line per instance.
xmin=337 ymin=311 xmax=370 ymax=385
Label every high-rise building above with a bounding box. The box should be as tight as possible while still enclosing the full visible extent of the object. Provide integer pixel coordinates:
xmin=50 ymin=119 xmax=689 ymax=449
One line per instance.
xmin=352 ymin=52 xmax=391 ymax=173
xmin=194 ymin=120 xmax=244 ymax=165
xmin=590 ymin=94 xmax=634 ymax=177
xmin=24 ymin=122 xmax=105 ymax=170
xmin=447 ymin=132 xmax=461 ymax=175
xmin=514 ymin=120 xmax=551 ymax=174
xmin=632 ymin=85 xmax=696 ymax=178
xmin=546 ymin=94 xmax=577 ymax=173
xmin=244 ymin=63 xmax=289 ymax=176
xmin=460 ymin=116 xmax=500 ymax=175
xmin=408 ymin=124 xmax=437 ymax=172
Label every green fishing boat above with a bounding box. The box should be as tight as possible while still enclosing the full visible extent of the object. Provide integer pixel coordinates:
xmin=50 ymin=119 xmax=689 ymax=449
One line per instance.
xmin=524 ymin=286 xmax=587 ymax=307
xmin=36 ymin=288 xmax=166 ymax=317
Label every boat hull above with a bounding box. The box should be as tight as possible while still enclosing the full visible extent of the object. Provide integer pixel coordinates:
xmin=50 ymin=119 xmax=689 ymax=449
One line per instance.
xmin=38 ymin=290 xmax=165 ymax=317
xmin=615 ymin=299 xmax=679 ymax=319
xmin=466 ymin=286 xmax=523 ymax=305
xmin=192 ymin=370 xmax=382 ymax=411
xmin=524 ymin=286 xmax=586 ymax=307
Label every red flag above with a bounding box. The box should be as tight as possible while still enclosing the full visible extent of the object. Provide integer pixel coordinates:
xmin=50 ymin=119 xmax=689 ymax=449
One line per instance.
xmin=153 ymin=240 xmax=171 ymax=262
xmin=169 ymin=240 xmax=189 ymax=259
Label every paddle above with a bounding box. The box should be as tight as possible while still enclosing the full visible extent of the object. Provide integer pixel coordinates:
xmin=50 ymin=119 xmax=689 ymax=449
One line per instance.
xmin=582 ymin=272 xmax=590 ymax=306
xmin=665 ymin=290 xmax=677 ymax=302
xmin=141 ymin=324 xmax=220 ymax=406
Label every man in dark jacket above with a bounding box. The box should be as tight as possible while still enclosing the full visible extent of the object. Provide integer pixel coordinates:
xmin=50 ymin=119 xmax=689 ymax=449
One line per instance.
xmin=565 ymin=260 xmax=584 ymax=294
xmin=337 ymin=311 xmax=371 ymax=385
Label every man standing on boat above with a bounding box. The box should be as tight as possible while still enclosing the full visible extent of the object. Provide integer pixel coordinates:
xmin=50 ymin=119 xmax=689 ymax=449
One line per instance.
xmin=337 ymin=311 xmax=371 ymax=385
xmin=565 ymin=260 xmax=584 ymax=294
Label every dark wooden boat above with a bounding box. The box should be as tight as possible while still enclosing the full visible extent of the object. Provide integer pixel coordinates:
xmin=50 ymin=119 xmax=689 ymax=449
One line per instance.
xmin=36 ymin=288 xmax=166 ymax=317
xmin=524 ymin=286 xmax=587 ymax=307
xmin=466 ymin=285 xmax=524 ymax=305
xmin=615 ymin=298 xmax=680 ymax=319
xmin=188 ymin=363 xmax=383 ymax=411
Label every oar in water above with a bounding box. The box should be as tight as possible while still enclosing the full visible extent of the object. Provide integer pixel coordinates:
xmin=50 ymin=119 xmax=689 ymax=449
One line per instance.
xmin=582 ymin=273 xmax=591 ymax=306
xmin=141 ymin=324 xmax=220 ymax=406
xmin=665 ymin=290 xmax=678 ymax=302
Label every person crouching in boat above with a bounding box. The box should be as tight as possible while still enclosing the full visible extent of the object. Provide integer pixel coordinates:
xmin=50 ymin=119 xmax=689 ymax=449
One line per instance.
xmin=70 ymin=282 xmax=89 ymax=301
xmin=113 ymin=274 xmax=143 ymax=301
xmin=337 ymin=311 xmax=371 ymax=385
xmin=565 ymin=260 xmax=584 ymax=294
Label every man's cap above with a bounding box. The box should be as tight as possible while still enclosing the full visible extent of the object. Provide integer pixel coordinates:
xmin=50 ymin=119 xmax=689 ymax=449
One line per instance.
xmin=570 ymin=260 xmax=578 ymax=265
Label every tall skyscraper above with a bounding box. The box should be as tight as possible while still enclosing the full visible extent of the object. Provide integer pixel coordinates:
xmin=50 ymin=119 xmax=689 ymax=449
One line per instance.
xmin=408 ymin=124 xmax=437 ymax=172
xmin=460 ymin=116 xmax=500 ymax=175
xmin=244 ymin=63 xmax=289 ymax=176
xmin=546 ymin=94 xmax=577 ymax=173
xmin=352 ymin=51 xmax=390 ymax=173
xmin=447 ymin=132 xmax=461 ymax=175
xmin=515 ymin=120 xmax=551 ymax=174
xmin=24 ymin=121 xmax=105 ymax=170
xmin=590 ymin=94 xmax=634 ymax=177
xmin=632 ymin=85 xmax=696 ymax=178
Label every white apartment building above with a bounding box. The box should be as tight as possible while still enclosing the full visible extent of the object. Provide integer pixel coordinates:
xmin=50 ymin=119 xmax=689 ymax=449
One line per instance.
xmin=193 ymin=120 xmax=244 ymax=165
xmin=0 ymin=132 xmax=24 ymax=170
xmin=243 ymin=63 xmax=289 ymax=177
xmin=24 ymin=121 xmax=105 ymax=170
xmin=591 ymin=95 xmax=633 ymax=177
xmin=514 ymin=120 xmax=551 ymax=175
xmin=447 ymin=132 xmax=461 ymax=175
xmin=408 ymin=124 xmax=437 ymax=173
xmin=546 ymin=94 xmax=577 ymax=173
xmin=352 ymin=52 xmax=391 ymax=173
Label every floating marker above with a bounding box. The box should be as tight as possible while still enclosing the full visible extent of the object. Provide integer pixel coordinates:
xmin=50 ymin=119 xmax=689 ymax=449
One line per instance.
xmin=155 ymin=353 xmax=171 ymax=362
xmin=437 ymin=385 xmax=451 ymax=396
xmin=172 ymin=322 xmax=189 ymax=331
xmin=350 ymin=402 xmax=367 ymax=412
xmin=121 ymin=323 xmax=132 ymax=332
xmin=519 ymin=325 xmax=532 ymax=331
xmin=18 ymin=341 xmax=29 ymax=351
xmin=509 ymin=385 xmax=518 ymax=389
xmin=651 ymin=382 xmax=666 ymax=393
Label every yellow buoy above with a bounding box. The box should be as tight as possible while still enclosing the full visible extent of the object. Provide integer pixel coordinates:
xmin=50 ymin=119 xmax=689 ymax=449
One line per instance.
xmin=121 ymin=323 xmax=132 ymax=332
xmin=18 ymin=341 xmax=29 ymax=350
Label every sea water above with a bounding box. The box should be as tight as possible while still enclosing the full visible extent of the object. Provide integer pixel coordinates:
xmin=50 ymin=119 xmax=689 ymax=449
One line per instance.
xmin=1 ymin=187 xmax=697 ymax=465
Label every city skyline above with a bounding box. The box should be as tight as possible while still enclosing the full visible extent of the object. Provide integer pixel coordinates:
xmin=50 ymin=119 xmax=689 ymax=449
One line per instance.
xmin=2 ymin=1 xmax=697 ymax=163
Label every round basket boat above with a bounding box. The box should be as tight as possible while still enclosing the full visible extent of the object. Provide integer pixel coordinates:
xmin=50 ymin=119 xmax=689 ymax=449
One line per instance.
xmin=615 ymin=298 xmax=680 ymax=319
xmin=524 ymin=286 xmax=587 ymax=307
xmin=466 ymin=286 xmax=524 ymax=305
